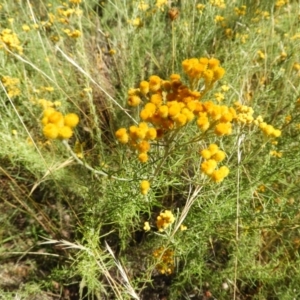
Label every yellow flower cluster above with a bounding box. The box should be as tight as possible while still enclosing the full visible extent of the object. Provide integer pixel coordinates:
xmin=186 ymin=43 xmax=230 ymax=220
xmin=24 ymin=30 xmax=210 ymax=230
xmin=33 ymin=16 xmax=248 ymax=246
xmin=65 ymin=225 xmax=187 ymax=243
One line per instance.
xmin=275 ymin=0 xmax=288 ymax=8
xmin=234 ymin=102 xmax=281 ymax=137
xmin=156 ymin=210 xmax=175 ymax=232
xmin=41 ymin=108 xmax=79 ymax=140
xmin=270 ymin=150 xmax=283 ymax=158
xmin=209 ymin=0 xmax=226 ymax=9
xmin=0 ymin=29 xmax=23 ymax=54
xmin=259 ymin=122 xmax=281 ymax=138
xmin=140 ymin=180 xmax=150 ymax=195
xmin=153 ymin=247 xmax=174 ymax=275
xmin=234 ymin=102 xmax=255 ymax=124
xmin=182 ymin=57 xmax=225 ymax=90
xmin=63 ymin=29 xmax=81 ymax=38
xmin=234 ymin=5 xmax=247 ymax=16
xmin=115 ymin=57 xmax=230 ymax=162
xmin=200 ymin=144 xmax=229 ymax=182
xmin=1 ymin=76 xmax=21 ymax=98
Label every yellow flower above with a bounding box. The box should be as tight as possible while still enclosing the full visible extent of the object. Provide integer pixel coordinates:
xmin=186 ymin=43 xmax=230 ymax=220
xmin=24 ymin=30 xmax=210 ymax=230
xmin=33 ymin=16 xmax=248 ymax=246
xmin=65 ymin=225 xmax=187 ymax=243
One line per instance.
xmin=214 ymin=122 xmax=232 ymax=136
xmin=145 ymin=128 xmax=157 ymax=140
xmin=156 ymin=210 xmax=175 ymax=231
xmin=212 ymin=150 xmax=226 ymax=162
xmin=200 ymin=149 xmax=212 ymax=160
xmin=270 ymin=150 xmax=283 ymax=158
xmin=22 ymin=25 xmax=31 ymax=32
xmin=137 ymin=140 xmax=150 ymax=153
xmin=140 ymin=180 xmax=150 ymax=195
xmin=69 ymin=0 xmax=82 ymax=4
xmin=128 ymin=18 xmax=143 ymax=27
xmin=149 ymin=75 xmax=161 ymax=92
xmin=140 ymin=81 xmax=149 ymax=95
xmin=180 ymin=224 xmax=187 ymax=231
xmin=215 ymin=92 xmax=225 ymax=102
xmin=143 ymin=221 xmax=151 ymax=231
xmin=215 ymin=15 xmax=225 ymax=23
xmin=43 ymin=123 xmax=59 ymax=139
xmin=208 ymin=144 xmax=219 ymax=155
xmin=156 ymin=0 xmax=168 ymax=9
xmin=115 ymin=128 xmax=129 ymax=144
xmin=64 ymin=113 xmax=79 ymax=128
xmin=197 ymin=113 xmax=210 ymax=131
xmin=181 ymin=108 xmax=194 ymax=122
xmin=109 ymin=49 xmax=116 ymax=55
xmin=138 ymin=153 xmax=148 ymax=163
xmin=48 ymin=111 xmax=64 ymax=127
xmin=174 ymin=113 xmax=187 ymax=127
xmin=211 ymin=166 xmax=229 ymax=182
xmin=257 ymin=50 xmax=265 ymax=59
xmin=272 ymin=129 xmax=281 ymax=138
xmin=138 ymin=1 xmax=149 ymax=11
xmin=221 ymin=85 xmax=230 ymax=92
xmin=201 ymin=159 xmax=217 ymax=175
xmin=58 ymin=126 xmax=73 ymax=139
xmin=150 ymin=93 xmax=162 ymax=106
xmin=128 ymin=95 xmax=141 ymax=107
xmin=213 ymin=67 xmax=226 ymax=81
xmin=168 ymin=101 xmax=181 ymax=119
xmin=158 ymin=105 xmax=169 ymax=118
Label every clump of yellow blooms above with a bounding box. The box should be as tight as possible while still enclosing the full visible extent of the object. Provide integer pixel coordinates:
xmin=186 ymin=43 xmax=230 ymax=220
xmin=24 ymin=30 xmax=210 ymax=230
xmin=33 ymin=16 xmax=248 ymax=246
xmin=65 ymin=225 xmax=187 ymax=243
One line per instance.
xmin=41 ymin=108 xmax=79 ymax=140
xmin=63 ymin=29 xmax=82 ymax=38
xmin=234 ymin=5 xmax=247 ymax=16
xmin=156 ymin=210 xmax=175 ymax=231
xmin=200 ymin=144 xmax=229 ymax=182
xmin=115 ymin=57 xmax=281 ymax=183
xmin=153 ymin=247 xmax=174 ymax=274
xmin=1 ymin=76 xmax=21 ymax=98
xmin=0 ymin=29 xmax=23 ymax=54
xmin=209 ymin=0 xmax=226 ymax=9
xmin=116 ymin=57 xmax=230 ymax=162
xmin=270 ymin=150 xmax=283 ymax=158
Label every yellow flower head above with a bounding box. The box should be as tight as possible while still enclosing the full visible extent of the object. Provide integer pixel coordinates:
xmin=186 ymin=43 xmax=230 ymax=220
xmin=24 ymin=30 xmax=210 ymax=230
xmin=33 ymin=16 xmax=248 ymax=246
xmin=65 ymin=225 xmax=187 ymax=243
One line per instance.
xmin=115 ymin=128 xmax=129 ymax=144
xmin=158 ymin=105 xmax=169 ymax=118
xmin=143 ymin=221 xmax=151 ymax=231
xmin=156 ymin=210 xmax=175 ymax=231
xmin=201 ymin=159 xmax=217 ymax=175
xmin=149 ymin=75 xmax=161 ymax=92
xmin=200 ymin=149 xmax=212 ymax=160
xmin=48 ymin=111 xmax=64 ymax=127
xmin=140 ymin=81 xmax=149 ymax=95
xmin=214 ymin=122 xmax=232 ymax=136
xmin=145 ymin=128 xmax=157 ymax=140
xmin=138 ymin=153 xmax=148 ymax=163
xmin=137 ymin=140 xmax=150 ymax=153
xmin=128 ymin=95 xmax=141 ymax=107
xmin=212 ymin=150 xmax=226 ymax=162
xmin=211 ymin=166 xmax=229 ymax=182
xmin=64 ymin=113 xmax=79 ymax=128
xmin=43 ymin=123 xmax=59 ymax=139
xmin=197 ymin=113 xmax=210 ymax=131
xmin=140 ymin=180 xmax=150 ymax=195
xmin=58 ymin=126 xmax=73 ymax=139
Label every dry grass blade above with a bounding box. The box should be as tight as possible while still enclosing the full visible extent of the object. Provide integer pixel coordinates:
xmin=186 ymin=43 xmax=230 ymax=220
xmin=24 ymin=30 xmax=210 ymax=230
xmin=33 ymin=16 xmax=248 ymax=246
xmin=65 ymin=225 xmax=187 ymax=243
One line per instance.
xmin=105 ymin=242 xmax=140 ymax=300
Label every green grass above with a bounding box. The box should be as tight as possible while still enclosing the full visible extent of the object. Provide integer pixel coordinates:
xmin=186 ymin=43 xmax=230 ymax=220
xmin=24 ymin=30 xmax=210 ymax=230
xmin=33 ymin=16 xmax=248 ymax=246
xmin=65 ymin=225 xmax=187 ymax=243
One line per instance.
xmin=1 ymin=0 xmax=300 ymax=299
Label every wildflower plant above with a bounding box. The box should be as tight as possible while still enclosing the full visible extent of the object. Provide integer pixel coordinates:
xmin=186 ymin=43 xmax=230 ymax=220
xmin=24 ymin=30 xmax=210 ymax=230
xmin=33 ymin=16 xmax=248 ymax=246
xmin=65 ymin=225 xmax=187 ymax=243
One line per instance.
xmin=1 ymin=0 xmax=300 ymax=299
